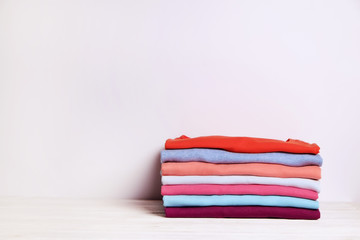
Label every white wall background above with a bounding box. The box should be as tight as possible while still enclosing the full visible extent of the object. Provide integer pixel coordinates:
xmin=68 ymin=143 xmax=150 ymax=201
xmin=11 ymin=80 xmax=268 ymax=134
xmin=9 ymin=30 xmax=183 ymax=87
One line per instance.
xmin=0 ymin=0 xmax=359 ymax=201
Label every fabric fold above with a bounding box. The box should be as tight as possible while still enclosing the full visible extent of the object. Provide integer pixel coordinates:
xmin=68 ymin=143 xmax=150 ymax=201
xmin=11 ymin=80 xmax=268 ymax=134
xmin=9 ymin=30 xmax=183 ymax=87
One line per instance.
xmin=165 ymin=135 xmax=320 ymax=154
xmin=161 ymin=135 xmax=322 ymax=219
xmin=163 ymin=195 xmax=319 ymax=209
xmin=161 ymin=149 xmax=323 ymax=167
xmin=161 ymin=184 xmax=318 ymax=200
xmin=161 ymin=162 xmax=321 ymax=179
xmin=162 ymin=175 xmax=320 ymax=192
xmin=165 ymin=206 xmax=320 ymax=219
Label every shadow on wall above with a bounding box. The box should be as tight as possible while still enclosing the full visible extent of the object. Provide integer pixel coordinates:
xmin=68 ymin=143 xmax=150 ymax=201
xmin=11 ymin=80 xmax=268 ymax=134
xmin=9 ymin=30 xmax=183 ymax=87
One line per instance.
xmin=134 ymin=151 xmax=162 ymax=200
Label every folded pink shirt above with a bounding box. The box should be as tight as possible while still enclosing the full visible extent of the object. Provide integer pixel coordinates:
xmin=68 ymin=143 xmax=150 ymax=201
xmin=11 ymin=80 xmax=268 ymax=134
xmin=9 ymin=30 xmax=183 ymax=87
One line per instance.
xmin=161 ymin=184 xmax=318 ymax=200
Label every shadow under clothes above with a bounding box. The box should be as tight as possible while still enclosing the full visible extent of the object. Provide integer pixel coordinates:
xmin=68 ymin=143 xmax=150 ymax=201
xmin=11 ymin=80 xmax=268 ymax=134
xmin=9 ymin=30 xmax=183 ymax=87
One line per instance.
xmin=135 ymin=200 xmax=165 ymax=217
xmin=131 ymin=151 xmax=162 ymax=200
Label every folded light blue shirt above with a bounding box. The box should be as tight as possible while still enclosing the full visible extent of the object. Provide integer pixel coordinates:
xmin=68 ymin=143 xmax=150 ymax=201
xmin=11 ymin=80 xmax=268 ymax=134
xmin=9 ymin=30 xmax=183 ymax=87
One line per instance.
xmin=163 ymin=195 xmax=319 ymax=209
xmin=161 ymin=148 xmax=322 ymax=167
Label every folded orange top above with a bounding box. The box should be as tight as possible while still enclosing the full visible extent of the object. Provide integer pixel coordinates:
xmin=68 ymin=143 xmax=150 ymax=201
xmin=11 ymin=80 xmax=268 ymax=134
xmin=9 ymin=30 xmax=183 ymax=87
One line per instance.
xmin=165 ymin=135 xmax=320 ymax=154
xmin=161 ymin=162 xmax=321 ymax=180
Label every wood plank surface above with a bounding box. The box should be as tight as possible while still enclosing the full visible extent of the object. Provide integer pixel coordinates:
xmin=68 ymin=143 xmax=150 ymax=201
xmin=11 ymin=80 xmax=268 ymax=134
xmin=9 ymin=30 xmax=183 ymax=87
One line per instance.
xmin=0 ymin=198 xmax=359 ymax=239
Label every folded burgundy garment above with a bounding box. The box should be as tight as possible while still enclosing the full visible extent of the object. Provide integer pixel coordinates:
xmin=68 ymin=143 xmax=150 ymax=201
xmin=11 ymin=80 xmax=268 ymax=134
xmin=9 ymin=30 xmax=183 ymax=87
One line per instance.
xmin=165 ymin=206 xmax=320 ymax=219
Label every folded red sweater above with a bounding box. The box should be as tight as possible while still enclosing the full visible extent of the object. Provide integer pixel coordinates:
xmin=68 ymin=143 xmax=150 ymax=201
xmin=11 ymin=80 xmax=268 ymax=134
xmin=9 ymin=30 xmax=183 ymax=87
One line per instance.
xmin=165 ymin=206 xmax=320 ymax=219
xmin=165 ymin=135 xmax=320 ymax=154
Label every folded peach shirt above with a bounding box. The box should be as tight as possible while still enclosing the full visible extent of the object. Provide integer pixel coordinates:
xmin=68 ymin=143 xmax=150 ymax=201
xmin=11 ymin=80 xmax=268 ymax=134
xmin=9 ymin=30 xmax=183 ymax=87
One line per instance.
xmin=161 ymin=162 xmax=321 ymax=180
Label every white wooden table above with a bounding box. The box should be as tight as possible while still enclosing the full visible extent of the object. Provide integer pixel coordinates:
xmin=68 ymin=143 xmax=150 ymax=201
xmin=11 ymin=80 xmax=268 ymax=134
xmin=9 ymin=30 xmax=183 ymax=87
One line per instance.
xmin=0 ymin=198 xmax=359 ymax=239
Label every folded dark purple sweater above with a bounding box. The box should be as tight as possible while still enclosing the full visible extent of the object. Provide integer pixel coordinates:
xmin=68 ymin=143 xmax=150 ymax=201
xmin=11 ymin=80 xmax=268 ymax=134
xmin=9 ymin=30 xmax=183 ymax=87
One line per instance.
xmin=165 ymin=206 xmax=320 ymax=220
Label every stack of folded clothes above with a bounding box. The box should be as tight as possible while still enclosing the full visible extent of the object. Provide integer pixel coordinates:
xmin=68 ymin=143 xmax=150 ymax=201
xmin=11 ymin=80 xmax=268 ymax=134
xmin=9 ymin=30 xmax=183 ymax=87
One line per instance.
xmin=160 ymin=135 xmax=322 ymax=219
